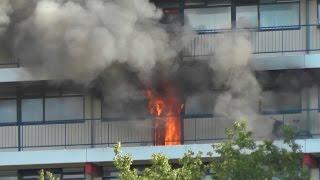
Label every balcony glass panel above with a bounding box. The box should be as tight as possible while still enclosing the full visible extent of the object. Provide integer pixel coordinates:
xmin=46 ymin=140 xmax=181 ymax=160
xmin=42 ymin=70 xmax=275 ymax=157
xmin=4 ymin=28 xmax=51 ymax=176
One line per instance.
xmin=184 ymin=7 xmax=231 ymax=31
xmin=260 ymin=3 xmax=299 ymax=27
xmin=0 ymin=99 xmax=17 ymax=123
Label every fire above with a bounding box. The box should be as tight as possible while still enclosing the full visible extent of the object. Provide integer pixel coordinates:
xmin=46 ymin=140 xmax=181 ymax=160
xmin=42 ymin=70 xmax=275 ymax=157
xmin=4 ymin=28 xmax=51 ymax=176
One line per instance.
xmin=145 ymin=82 xmax=184 ymax=146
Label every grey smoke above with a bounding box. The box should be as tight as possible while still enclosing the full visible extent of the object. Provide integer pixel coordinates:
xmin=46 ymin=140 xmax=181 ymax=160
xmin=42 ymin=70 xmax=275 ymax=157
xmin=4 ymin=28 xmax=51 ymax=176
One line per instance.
xmin=0 ymin=0 xmax=12 ymax=35
xmin=2 ymin=0 xmax=276 ymax=137
xmin=11 ymin=0 xmax=188 ymax=84
xmin=209 ymin=32 xmax=274 ymax=138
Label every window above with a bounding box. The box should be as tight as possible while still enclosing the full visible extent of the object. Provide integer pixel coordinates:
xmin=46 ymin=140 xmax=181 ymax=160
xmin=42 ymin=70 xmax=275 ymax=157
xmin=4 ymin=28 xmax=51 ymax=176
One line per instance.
xmin=318 ymin=0 xmax=320 ymax=24
xmin=0 ymin=99 xmax=17 ymax=123
xmin=260 ymin=3 xmax=299 ymax=28
xmin=184 ymin=7 xmax=231 ymax=31
xmin=102 ymin=98 xmax=149 ymax=119
xmin=185 ymin=92 xmax=215 ymax=115
xmin=0 ymin=84 xmax=17 ymax=123
xmin=45 ymin=96 xmax=83 ymax=121
xmin=21 ymin=98 xmax=43 ymax=122
xmin=0 ymin=83 xmax=84 ymax=123
xmin=236 ymin=5 xmax=258 ymax=28
xmin=182 ymin=0 xmax=300 ymax=30
xmin=260 ymin=91 xmax=301 ymax=114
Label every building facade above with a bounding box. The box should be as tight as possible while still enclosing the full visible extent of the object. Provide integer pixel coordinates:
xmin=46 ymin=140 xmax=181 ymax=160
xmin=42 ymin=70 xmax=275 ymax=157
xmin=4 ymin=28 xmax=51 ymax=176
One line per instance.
xmin=0 ymin=0 xmax=320 ymax=179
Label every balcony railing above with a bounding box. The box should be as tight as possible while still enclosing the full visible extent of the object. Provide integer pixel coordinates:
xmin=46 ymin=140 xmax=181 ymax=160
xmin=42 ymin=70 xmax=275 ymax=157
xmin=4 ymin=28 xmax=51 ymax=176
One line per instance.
xmin=1 ymin=25 xmax=320 ymax=68
xmin=0 ymin=108 xmax=319 ymax=151
xmin=183 ymin=24 xmax=320 ymax=57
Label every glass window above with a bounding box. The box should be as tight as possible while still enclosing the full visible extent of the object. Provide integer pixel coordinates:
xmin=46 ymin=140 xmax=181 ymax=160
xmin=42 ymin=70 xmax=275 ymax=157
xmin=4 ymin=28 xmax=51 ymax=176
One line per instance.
xmin=185 ymin=92 xmax=216 ymax=115
xmin=236 ymin=5 xmax=258 ymax=28
xmin=318 ymin=1 xmax=320 ymax=24
xmin=0 ymin=99 xmax=17 ymax=123
xmin=45 ymin=96 xmax=83 ymax=121
xmin=184 ymin=7 xmax=231 ymax=30
xmin=260 ymin=3 xmax=299 ymax=27
xmin=261 ymin=91 xmax=301 ymax=113
xmin=102 ymin=99 xmax=149 ymax=119
xmin=21 ymin=99 xmax=43 ymax=122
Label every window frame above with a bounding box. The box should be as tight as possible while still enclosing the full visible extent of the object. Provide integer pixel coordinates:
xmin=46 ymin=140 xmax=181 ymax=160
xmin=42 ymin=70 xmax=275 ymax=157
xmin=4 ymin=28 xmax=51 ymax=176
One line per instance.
xmin=184 ymin=5 xmax=233 ymax=32
xmin=0 ymin=97 xmax=18 ymax=125
xmin=181 ymin=0 xmax=301 ymax=32
xmin=0 ymin=82 xmax=86 ymax=126
xmin=317 ymin=0 xmax=320 ymax=25
xmin=258 ymin=0 xmax=301 ymax=31
xmin=235 ymin=4 xmax=259 ymax=29
xmin=100 ymin=97 xmax=151 ymax=122
xmin=20 ymin=97 xmax=44 ymax=123
xmin=43 ymin=95 xmax=85 ymax=123
xmin=259 ymin=89 xmax=302 ymax=115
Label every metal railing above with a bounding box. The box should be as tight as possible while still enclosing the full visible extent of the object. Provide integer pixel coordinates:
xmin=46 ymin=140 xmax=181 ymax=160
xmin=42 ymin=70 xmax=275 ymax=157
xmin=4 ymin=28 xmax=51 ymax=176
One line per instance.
xmin=0 ymin=108 xmax=319 ymax=151
xmin=1 ymin=25 xmax=320 ymax=68
xmin=183 ymin=24 xmax=320 ymax=57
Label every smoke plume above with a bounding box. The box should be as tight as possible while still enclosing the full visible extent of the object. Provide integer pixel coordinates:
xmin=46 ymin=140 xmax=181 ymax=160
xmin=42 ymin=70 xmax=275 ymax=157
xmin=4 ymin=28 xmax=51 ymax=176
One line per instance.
xmin=9 ymin=0 xmax=191 ymax=84
xmin=1 ymin=0 xmax=275 ymax=138
xmin=0 ymin=0 xmax=12 ymax=35
xmin=209 ymin=32 xmax=274 ymax=138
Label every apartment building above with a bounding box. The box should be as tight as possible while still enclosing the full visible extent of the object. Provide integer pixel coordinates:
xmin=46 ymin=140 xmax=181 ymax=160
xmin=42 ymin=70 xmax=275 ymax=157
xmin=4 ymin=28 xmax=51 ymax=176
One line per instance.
xmin=0 ymin=0 xmax=320 ymax=179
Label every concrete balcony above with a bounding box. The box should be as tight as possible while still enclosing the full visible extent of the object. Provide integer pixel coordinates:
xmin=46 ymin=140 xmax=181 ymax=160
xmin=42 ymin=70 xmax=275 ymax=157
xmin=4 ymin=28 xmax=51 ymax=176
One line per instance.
xmin=0 ymin=108 xmax=318 ymax=152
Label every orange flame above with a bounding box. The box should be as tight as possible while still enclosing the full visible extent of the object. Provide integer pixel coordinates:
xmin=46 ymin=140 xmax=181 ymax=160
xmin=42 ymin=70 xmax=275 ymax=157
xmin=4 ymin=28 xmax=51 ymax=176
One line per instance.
xmin=145 ymin=82 xmax=183 ymax=146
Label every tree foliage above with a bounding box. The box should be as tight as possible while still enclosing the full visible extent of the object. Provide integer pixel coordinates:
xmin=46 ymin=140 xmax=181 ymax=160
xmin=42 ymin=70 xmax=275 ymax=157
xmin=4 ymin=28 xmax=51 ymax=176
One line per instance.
xmin=114 ymin=120 xmax=309 ymax=180
xmin=39 ymin=169 xmax=60 ymax=180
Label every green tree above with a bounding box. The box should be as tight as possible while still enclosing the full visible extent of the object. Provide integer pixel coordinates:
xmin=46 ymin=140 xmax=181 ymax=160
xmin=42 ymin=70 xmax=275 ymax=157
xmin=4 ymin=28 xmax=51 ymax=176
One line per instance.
xmin=114 ymin=120 xmax=309 ymax=180
xmin=39 ymin=169 xmax=60 ymax=180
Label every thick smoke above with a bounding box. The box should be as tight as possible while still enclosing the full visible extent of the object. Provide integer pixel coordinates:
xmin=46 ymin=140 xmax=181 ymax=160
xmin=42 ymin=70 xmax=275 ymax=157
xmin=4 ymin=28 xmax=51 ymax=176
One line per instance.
xmin=0 ymin=0 xmax=12 ymax=35
xmin=2 ymin=0 xmax=275 ymax=137
xmin=9 ymin=0 xmax=190 ymax=84
xmin=209 ymin=32 xmax=274 ymax=138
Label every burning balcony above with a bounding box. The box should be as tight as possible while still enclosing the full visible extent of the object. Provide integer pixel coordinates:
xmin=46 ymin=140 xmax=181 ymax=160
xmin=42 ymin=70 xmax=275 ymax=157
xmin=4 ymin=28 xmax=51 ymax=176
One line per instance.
xmin=145 ymin=81 xmax=184 ymax=145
